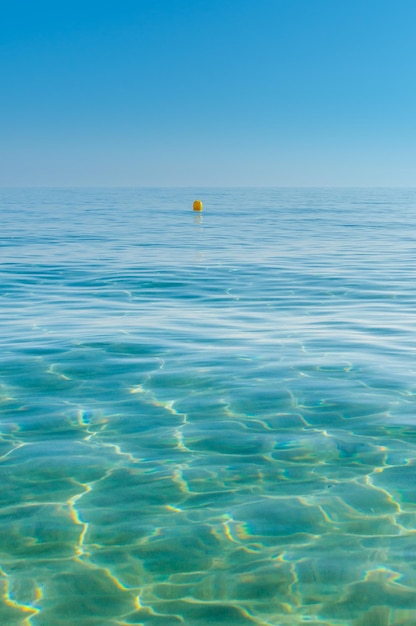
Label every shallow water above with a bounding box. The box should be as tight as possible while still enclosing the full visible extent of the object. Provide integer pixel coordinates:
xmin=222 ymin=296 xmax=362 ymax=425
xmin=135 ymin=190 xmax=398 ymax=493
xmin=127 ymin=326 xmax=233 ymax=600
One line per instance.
xmin=1 ymin=187 xmax=416 ymax=625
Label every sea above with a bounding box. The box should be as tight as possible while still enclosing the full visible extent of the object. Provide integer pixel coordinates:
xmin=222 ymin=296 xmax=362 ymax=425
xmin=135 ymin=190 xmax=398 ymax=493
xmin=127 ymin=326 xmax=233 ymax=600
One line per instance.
xmin=1 ymin=187 xmax=416 ymax=626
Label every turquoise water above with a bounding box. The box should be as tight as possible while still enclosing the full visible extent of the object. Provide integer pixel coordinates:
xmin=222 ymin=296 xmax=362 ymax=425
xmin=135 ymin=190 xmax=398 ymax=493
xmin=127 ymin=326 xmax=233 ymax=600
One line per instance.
xmin=1 ymin=187 xmax=416 ymax=625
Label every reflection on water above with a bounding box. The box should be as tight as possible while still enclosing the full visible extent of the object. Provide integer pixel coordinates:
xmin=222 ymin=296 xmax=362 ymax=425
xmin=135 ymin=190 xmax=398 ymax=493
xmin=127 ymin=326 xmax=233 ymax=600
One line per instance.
xmin=1 ymin=188 xmax=416 ymax=624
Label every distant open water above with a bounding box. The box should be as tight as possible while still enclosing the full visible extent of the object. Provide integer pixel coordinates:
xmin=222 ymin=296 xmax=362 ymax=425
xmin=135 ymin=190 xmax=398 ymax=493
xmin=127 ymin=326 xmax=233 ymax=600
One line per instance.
xmin=1 ymin=187 xmax=416 ymax=625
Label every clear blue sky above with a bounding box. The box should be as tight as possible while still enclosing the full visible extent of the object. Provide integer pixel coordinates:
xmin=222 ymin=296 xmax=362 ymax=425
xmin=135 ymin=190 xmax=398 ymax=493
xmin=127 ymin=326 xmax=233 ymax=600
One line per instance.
xmin=1 ymin=0 xmax=415 ymax=186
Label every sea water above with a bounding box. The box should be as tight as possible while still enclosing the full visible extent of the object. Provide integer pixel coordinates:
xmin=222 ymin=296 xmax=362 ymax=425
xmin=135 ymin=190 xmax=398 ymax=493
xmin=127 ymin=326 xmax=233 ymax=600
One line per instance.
xmin=1 ymin=187 xmax=416 ymax=626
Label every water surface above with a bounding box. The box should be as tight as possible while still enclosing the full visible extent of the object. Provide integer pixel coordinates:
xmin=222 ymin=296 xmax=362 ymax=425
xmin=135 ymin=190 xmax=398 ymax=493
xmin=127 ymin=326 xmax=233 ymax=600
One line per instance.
xmin=1 ymin=187 xmax=416 ymax=625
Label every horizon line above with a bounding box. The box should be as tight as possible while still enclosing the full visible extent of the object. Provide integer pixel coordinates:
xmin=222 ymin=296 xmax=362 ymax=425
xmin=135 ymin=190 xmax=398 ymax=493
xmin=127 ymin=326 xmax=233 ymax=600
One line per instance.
xmin=1 ymin=185 xmax=416 ymax=190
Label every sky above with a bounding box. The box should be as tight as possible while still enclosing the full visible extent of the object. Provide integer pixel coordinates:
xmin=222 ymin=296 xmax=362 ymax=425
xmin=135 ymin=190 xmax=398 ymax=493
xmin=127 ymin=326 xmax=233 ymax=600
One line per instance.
xmin=1 ymin=0 xmax=415 ymax=187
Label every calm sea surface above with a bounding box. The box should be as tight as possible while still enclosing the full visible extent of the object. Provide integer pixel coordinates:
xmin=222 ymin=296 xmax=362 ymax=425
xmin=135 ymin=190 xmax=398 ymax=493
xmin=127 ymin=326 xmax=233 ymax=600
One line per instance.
xmin=1 ymin=187 xmax=416 ymax=626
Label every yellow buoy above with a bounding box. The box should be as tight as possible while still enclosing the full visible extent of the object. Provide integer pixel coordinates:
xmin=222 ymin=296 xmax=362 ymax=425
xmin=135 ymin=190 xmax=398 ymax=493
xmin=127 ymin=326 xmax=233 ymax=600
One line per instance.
xmin=193 ymin=199 xmax=203 ymax=211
